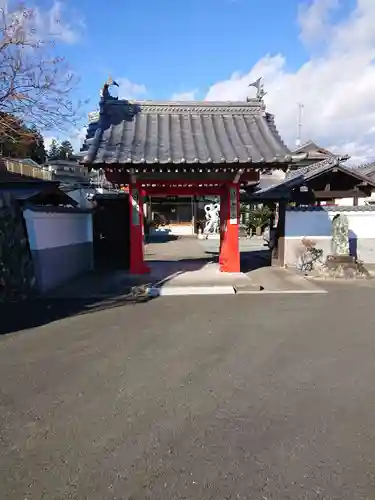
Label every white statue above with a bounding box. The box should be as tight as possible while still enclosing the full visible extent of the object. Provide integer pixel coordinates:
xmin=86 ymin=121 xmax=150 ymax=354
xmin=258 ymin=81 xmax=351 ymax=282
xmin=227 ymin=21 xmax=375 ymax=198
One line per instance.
xmin=204 ymin=203 xmax=220 ymax=235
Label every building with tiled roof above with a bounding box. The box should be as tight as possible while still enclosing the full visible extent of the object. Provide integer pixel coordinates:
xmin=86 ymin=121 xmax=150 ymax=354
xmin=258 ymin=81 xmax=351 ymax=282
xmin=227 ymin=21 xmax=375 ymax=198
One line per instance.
xmin=251 ymin=155 xmax=375 ymax=205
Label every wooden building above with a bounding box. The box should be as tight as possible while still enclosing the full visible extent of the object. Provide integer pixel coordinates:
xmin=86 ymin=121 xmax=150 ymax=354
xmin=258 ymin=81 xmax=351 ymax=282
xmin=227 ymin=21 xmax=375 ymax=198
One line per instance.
xmin=252 ymin=157 xmax=375 ymax=205
xmin=250 ymin=156 xmax=375 ymax=265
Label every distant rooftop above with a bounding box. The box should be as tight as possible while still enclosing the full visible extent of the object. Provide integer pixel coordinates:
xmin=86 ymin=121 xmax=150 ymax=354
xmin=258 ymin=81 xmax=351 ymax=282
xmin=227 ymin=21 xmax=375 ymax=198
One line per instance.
xmin=354 ymin=161 xmax=375 ymax=181
xmin=13 ymin=158 xmax=43 ymax=169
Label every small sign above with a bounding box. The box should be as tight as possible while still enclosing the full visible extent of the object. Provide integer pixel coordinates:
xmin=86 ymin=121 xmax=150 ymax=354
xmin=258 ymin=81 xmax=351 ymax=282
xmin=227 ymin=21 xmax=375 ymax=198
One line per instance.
xmin=131 ymin=188 xmax=140 ymax=226
xmin=229 ymin=187 xmax=238 ymax=224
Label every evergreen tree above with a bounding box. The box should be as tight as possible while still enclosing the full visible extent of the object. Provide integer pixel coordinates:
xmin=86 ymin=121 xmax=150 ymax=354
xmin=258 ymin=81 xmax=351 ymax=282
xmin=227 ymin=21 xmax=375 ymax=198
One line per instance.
xmin=28 ymin=126 xmax=46 ymax=164
xmin=58 ymin=140 xmax=74 ymax=160
xmin=47 ymin=139 xmax=60 ymax=160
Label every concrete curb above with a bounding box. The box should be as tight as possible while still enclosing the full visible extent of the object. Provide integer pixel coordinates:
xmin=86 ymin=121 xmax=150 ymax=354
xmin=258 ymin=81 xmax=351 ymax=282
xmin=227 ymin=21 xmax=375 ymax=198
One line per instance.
xmin=146 ymin=286 xmax=328 ymax=297
xmin=146 ymin=286 xmax=236 ymax=296
xmin=235 ymin=289 xmax=327 ymax=295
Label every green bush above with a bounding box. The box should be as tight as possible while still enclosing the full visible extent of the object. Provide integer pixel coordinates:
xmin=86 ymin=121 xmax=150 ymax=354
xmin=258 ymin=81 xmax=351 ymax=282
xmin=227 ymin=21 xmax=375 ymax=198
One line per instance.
xmin=246 ymin=206 xmax=272 ymax=235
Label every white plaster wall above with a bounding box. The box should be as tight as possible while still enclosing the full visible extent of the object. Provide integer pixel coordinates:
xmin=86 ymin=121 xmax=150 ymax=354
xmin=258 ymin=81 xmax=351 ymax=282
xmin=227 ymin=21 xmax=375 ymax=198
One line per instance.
xmin=151 ymin=224 xmax=194 ymax=236
xmin=284 ymin=208 xmax=375 ymax=265
xmin=169 ymin=225 xmax=194 ymax=235
xmin=24 ymin=209 xmax=93 ymax=251
xmin=335 ymin=192 xmax=375 ymax=206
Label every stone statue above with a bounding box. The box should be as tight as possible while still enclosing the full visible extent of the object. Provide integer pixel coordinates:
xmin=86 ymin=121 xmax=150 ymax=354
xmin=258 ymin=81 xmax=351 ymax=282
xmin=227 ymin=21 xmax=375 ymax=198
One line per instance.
xmin=204 ymin=203 xmax=220 ymax=235
xmin=332 ymin=214 xmax=349 ymax=255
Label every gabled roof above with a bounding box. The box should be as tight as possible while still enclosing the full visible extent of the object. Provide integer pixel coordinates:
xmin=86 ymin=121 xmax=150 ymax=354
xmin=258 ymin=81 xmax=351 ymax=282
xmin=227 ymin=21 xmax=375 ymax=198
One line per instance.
xmin=80 ymin=97 xmax=293 ymax=166
xmin=13 ymin=158 xmax=43 ymax=169
xmin=354 ymin=161 xmax=375 ymax=181
xmin=0 ymin=170 xmax=58 ymax=187
xmin=252 ymin=155 xmax=373 ymax=199
xmin=292 ymin=140 xmax=335 ymax=158
xmin=0 ymin=186 xmax=78 ymax=206
xmin=46 ymin=159 xmax=80 ymax=166
xmin=285 ymin=154 xmax=350 ymax=181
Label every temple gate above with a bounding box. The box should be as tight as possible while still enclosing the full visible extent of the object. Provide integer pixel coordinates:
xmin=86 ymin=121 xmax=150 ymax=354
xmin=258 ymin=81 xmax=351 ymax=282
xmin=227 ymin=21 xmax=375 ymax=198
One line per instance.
xmin=80 ymin=80 xmax=303 ymax=274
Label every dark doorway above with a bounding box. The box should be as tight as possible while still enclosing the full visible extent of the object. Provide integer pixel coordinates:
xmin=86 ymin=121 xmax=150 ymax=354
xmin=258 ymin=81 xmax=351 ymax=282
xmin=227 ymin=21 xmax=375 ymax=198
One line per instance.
xmin=93 ymin=193 xmax=130 ymax=270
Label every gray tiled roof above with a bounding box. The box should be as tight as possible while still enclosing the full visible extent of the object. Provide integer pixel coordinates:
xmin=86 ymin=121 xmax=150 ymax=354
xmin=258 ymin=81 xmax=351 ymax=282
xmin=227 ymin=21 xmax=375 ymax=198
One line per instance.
xmin=287 ymin=205 xmax=375 ymax=212
xmin=251 ymin=154 xmax=375 ymax=198
xmin=291 ymin=140 xmax=334 ymax=157
xmin=80 ymin=99 xmax=291 ymax=165
xmin=285 ymin=154 xmax=342 ymax=181
xmin=354 ymin=161 xmax=375 ymax=181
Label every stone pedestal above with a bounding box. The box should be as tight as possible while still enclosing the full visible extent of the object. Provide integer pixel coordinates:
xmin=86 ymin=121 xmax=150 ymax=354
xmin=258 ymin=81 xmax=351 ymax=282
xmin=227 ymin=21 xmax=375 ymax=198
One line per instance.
xmin=321 ymin=254 xmax=371 ymax=279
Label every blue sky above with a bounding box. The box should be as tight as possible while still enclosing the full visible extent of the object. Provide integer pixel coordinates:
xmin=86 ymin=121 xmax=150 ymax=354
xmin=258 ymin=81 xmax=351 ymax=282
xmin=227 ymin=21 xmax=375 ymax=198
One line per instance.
xmin=61 ymin=0 xmax=308 ymax=104
xmin=36 ymin=0 xmax=375 ymax=164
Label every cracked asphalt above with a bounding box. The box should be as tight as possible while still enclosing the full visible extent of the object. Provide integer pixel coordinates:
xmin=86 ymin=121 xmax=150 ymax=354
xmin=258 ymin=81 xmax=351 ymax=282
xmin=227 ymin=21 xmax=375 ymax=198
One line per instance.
xmin=1 ymin=283 xmax=375 ymax=499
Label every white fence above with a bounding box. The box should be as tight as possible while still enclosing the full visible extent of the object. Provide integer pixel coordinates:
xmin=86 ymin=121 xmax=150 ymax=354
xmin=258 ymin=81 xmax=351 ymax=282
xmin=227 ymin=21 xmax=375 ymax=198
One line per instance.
xmin=283 ymin=206 xmax=375 ymax=266
xmin=24 ymin=207 xmax=93 ymax=292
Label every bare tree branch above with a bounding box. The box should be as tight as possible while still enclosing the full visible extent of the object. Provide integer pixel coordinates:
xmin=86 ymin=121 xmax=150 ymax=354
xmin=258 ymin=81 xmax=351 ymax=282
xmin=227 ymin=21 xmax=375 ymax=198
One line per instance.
xmin=0 ymin=2 xmax=86 ymax=143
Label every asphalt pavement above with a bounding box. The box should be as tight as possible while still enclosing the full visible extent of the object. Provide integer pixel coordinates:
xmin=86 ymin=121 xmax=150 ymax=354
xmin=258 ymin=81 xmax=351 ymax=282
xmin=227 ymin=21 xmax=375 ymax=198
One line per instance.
xmin=1 ymin=284 xmax=375 ymax=499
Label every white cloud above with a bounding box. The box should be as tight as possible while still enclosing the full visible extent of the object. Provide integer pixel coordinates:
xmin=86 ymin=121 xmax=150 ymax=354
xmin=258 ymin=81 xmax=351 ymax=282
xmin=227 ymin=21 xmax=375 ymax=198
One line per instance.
xmin=116 ymin=78 xmax=147 ymax=100
xmin=205 ymin=0 xmax=375 ymax=164
xmin=1 ymin=0 xmax=83 ymax=45
xmin=298 ymin=0 xmax=339 ymax=46
xmin=35 ymin=1 xmax=84 ymax=44
xmin=171 ymin=90 xmax=198 ymax=101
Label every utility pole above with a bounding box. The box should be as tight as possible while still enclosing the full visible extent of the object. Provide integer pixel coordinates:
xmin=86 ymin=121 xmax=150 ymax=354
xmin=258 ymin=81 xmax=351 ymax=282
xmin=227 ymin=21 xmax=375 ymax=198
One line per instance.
xmin=296 ymin=102 xmax=304 ymax=147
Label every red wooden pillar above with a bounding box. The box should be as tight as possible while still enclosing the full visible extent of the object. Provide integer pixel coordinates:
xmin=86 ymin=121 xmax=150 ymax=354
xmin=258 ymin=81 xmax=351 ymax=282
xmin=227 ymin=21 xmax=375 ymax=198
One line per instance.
xmin=129 ymin=184 xmax=149 ymax=274
xmin=219 ymin=183 xmax=240 ymax=273
xmin=219 ymin=187 xmax=228 ymax=266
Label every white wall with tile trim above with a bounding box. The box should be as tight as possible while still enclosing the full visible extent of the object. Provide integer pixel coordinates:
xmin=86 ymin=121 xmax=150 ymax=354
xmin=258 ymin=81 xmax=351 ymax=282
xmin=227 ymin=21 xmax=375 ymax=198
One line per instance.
xmin=284 ymin=207 xmax=375 ymax=266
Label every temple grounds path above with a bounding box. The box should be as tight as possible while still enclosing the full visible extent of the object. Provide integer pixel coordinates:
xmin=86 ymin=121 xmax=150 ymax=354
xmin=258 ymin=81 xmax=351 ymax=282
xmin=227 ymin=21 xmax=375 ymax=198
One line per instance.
xmin=1 ymin=283 xmax=375 ymax=499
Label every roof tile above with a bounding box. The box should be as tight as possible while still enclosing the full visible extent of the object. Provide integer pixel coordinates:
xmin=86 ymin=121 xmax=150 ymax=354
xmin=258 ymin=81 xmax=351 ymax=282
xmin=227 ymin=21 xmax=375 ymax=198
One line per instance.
xmin=80 ymin=99 xmax=290 ymax=165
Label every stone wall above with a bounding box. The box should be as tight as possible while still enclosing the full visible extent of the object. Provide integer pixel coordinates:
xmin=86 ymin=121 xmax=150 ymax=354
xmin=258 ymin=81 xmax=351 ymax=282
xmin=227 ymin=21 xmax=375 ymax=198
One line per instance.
xmin=0 ymin=194 xmax=36 ymax=302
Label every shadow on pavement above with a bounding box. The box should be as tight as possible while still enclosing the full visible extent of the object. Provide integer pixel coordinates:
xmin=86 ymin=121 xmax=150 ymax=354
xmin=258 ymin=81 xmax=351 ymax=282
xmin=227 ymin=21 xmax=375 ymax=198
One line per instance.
xmin=146 ymin=234 xmax=180 ymax=244
xmin=0 ymin=240 xmax=274 ymax=335
xmin=0 ymin=295 xmax=151 ymax=336
xmin=240 ymin=249 xmax=272 ymax=273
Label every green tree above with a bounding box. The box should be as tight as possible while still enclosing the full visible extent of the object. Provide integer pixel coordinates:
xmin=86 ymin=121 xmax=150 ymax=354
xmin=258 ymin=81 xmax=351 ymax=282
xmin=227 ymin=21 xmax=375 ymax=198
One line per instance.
xmin=47 ymin=140 xmax=60 ymax=160
xmin=58 ymin=140 xmax=74 ymax=160
xmin=28 ymin=127 xmax=46 ymax=164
